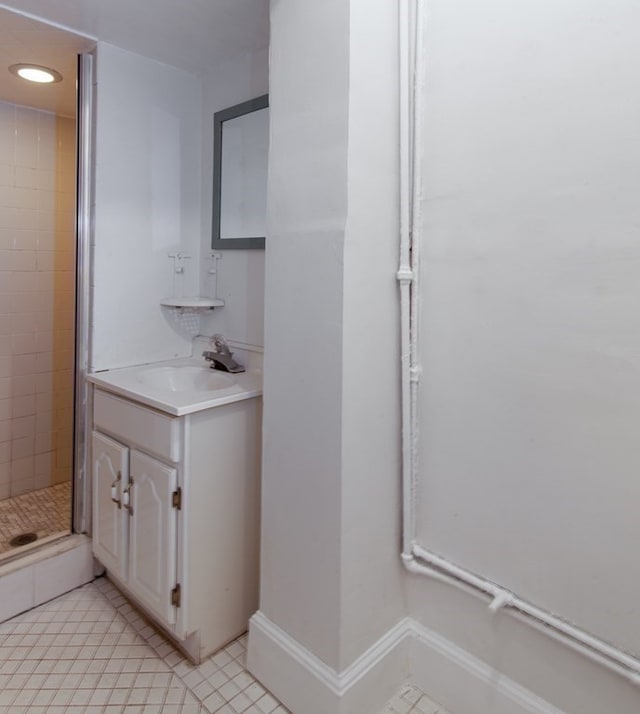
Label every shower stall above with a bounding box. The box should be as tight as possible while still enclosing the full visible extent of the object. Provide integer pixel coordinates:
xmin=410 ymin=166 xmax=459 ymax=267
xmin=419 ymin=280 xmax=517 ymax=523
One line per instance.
xmin=0 ymin=98 xmax=76 ymax=558
xmin=0 ymin=9 xmax=93 ymax=563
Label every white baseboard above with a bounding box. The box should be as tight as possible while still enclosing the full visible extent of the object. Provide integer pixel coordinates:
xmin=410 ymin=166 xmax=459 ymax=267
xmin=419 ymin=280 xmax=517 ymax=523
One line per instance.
xmin=248 ymin=611 xmax=563 ymax=714
xmin=248 ymin=611 xmax=412 ymax=714
xmin=409 ymin=621 xmax=564 ymax=714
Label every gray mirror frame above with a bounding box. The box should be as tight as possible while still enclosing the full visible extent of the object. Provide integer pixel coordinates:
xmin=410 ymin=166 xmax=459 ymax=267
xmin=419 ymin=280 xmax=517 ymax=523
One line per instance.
xmin=212 ymin=94 xmax=269 ymax=250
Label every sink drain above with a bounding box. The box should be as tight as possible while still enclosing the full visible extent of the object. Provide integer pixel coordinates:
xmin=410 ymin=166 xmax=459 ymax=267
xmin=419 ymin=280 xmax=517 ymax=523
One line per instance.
xmin=9 ymin=532 xmax=38 ymax=547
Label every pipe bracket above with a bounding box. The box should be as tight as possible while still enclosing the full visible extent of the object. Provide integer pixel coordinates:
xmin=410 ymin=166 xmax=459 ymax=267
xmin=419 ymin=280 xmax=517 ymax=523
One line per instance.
xmin=488 ymin=590 xmax=515 ymax=614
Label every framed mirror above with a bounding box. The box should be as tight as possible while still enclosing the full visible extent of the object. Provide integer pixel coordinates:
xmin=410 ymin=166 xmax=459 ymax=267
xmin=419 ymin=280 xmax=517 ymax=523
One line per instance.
xmin=212 ymin=94 xmax=269 ymax=249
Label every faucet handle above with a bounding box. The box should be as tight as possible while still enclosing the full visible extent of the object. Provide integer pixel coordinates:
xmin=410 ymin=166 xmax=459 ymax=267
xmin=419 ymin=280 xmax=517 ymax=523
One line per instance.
xmin=210 ymin=333 xmax=231 ymax=355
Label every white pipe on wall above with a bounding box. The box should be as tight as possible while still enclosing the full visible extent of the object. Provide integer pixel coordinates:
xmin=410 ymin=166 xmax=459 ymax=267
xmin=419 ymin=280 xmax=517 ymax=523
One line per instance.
xmin=410 ymin=544 xmax=640 ymax=687
xmin=397 ymin=0 xmax=415 ymax=560
xmin=396 ymin=0 xmax=640 ymax=689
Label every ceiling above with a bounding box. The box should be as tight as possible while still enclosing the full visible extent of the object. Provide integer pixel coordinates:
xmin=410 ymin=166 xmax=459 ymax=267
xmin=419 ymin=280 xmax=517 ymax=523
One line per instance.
xmin=0 ymin=0 xmax=269 ymax=116
xmin=0 ymin=8 xmax=92 ymax=116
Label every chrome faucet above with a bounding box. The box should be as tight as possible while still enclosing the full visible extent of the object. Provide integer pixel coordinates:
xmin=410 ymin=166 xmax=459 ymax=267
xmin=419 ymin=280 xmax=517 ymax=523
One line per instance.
xmin=203 ymin=334 xmax=245 ymax=373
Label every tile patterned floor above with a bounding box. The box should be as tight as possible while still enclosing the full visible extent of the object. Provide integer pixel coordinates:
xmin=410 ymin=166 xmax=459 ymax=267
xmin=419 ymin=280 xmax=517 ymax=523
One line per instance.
xmin=0 ymin=577 xmax=286 ymax=714
xmin=0 ymin=576 xmax=449 ymax=714
xmin=380 ymin=684 xmax=450 ymax=714
xmin=0 ymin=481 xmax=71 ymax=558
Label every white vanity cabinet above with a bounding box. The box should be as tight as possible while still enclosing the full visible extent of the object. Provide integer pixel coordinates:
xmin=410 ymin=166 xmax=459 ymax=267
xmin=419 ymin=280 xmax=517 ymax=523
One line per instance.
xmin=92 ymin=432 xmax=179 ymax=627
xmin=92 ymin=431 xmax=129 ymax=584
xmin=91 ymin=387 xmax=261 ymax=663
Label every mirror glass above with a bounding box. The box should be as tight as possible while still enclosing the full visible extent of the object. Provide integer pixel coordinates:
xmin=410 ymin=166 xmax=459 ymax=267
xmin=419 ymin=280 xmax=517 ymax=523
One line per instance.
xmin=212 ymin=95 xmax=269 ymax=249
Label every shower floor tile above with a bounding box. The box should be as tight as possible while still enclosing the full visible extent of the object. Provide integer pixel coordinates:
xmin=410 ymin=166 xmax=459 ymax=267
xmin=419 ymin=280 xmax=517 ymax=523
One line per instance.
xmin=0 ymin=481 xmax=71 ymax=558
xmin=0 ymin=576 xmax=449 ymax=714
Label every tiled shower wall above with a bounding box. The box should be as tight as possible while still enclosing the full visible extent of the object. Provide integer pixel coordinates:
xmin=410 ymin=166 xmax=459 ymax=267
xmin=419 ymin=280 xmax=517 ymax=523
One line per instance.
xmin=0 ymin=100 xmax=76 ymax=499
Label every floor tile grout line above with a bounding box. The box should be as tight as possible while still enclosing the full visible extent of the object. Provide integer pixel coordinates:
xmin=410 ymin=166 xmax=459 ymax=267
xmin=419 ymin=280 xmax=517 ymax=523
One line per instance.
xmin=93 ymin=576 xmax=287 ymax=712
xmin=0 ymin=577 xmax=445 ymax=714
xmin=0 ymin=481 xmax=71 ymax=558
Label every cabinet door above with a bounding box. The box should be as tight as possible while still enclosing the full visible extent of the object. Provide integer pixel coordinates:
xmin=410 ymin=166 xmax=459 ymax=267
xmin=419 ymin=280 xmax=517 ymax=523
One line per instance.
xmin=128 ymin=449 xmax=179 ymax=626
xmin=92 ymin=431 xmax=129 ymax=583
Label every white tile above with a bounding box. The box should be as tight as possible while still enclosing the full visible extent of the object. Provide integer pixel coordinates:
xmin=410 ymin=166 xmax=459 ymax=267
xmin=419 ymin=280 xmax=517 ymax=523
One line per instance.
xmin=0 ymin=316 xmax=13 ymax=336
xmin=15 ymin=134 xmax=38 ymax=169
xmin=12 ymin=208 xmax=39 ymax=232
xmin=12 ymin=229 xmax=38 ymax=251
xmin=11 ymin=435 xmax=34 ymax=459
xmin=0 ymin=206 xmax=17 ymax=229
xmin=222 ymin=660 xmax=244 ymax=679
xmin=36 ymin=210 xmax=56 ymax=232
xmin=35 ymin=391 xmax=52 ymax=411
xmin=0 ymin=128 xmax=15 ymax=165
xmin=399 ymin=685 xmax=422 ymax=705
xmin=11 ymin=250 xmax=37 ymax=272
xmin=12 ymin=333 xmax=37 ymax=355
xmin=11 ymin=376 xmax=37 ymax=397
xmin=414 ymin=697 xmax=443 ymax=713
xmin=14 ymin=167 xmax=37 ymax=189
xmin=34 ymin=451 xmax=53 ymax=476
xmin=0 ymin=566 xmax=34 ymax=623
xmin=35 ymin=250 xmax=54 ymax=272
xmin=0 ymin=397 xmax=11 ymax=419
xmin=34 ymin=351 xmax=53 ymax=374
xmin=0 ymin=357 xmax=13 ymax=377
xmin=10 ymin=455 xmax=33 ymax=479
xmin=12 ymin=188 xmax=38 ymax=212
xmin=0 ymin=579 xmax=293 ymax=714
xmin=11 ymin=354 xmax=36 ymax=377
xmin=35 ymin=230 xmax=54 ymax=251
xmin=9 ymin=292 xmax=39 ymax=315
xmin=37 ymin=138 xmax=56 ymax=171
xmin=11 ymin=476 xmax=35 ymax=496
xmin=32 ymin=372 xmax=52 ymax=394
xmin=12 ymin=394 xmax=36 ymax=418
xmin=34 ymin=432 xmax=53 ymax=455
xmin=35 ymin=410 xmax=52 ymax=434
xmin=0 ymin=163 xmax=14 ymax=187
xmin=255 ymin=693 xmax=279 ymax=713
xmin=36 ymin=190 xmax=55 ymax=212
xmin=33 ymin=541 xmax=93 ymax=604
xmin=15 ymin=107 xmax=38 ymax=131
xmin=203 ymin=690 xmax=225 ymax=712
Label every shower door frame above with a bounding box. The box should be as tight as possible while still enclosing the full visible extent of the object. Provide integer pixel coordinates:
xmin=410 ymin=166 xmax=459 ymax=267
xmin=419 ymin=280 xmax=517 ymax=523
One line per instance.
xmin=73 ymin=51 xmax=95 ymax=534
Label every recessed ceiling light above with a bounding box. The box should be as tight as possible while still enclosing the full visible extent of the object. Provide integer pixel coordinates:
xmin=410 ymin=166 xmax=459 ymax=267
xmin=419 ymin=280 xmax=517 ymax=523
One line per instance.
xmin=9 ymin=63 xmax=63 ymax=84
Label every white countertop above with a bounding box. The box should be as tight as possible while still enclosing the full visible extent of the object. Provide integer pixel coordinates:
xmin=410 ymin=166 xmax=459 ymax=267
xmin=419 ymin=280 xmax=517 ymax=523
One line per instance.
xmin=87 ymin=357 xmax=262 ymax=416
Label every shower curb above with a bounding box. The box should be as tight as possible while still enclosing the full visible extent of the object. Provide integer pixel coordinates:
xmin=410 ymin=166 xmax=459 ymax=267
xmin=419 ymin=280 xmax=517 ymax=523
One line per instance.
xmin=0 ymin=533 xmax=95 ymax=623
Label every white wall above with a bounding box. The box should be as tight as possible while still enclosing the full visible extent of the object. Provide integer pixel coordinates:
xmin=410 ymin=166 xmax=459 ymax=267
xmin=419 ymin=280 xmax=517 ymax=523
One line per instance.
xmin=92 ymin=42 xmax=203 ymax=370
xmin=199 ymin=47 xmax=268 ymax=349
xmin=252 ymin=1 xmax=640 ymax=713
xmin=249 ymin=1 xmax=405 ymax=712
xmin=409 ymin=1 xmax=640 ymax=712
xmin=340 ymin=0 xmax=405 ymax=668
xmin=258 ymin=0 xmax=350 ymax=668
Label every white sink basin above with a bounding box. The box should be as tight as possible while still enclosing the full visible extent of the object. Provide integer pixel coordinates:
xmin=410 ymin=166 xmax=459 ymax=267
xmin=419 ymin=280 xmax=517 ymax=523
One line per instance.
xmin=136 ymin=365 xmax=236 ymax=392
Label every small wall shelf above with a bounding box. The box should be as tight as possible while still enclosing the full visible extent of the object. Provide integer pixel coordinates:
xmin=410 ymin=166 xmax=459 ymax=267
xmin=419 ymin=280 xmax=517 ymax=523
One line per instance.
xmin=160 ymin=297 xmax=225 ymax=309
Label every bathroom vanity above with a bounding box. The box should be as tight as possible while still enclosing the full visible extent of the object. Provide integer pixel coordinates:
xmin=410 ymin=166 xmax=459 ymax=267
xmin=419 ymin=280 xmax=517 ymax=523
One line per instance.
xmin=87 ymin=358 xmax=262 ymax=663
